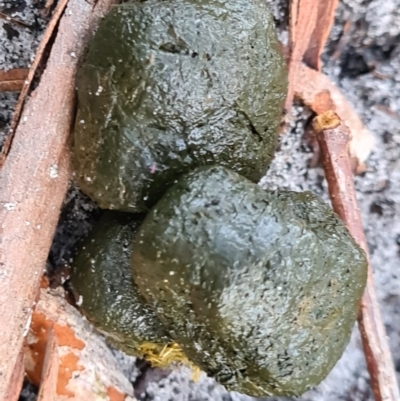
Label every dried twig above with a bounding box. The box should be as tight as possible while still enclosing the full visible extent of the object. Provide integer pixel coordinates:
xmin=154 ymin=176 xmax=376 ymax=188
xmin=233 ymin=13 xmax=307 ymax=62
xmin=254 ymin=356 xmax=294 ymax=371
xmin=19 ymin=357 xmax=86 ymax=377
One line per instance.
xmin=313 ymin=111 xmax=400 ymax=401
xmin=0 ymin=0 xmax=117 ymax=397
xmin=286 ymin=0 xmax=340 ymax=109
xmin=0 ymin=0 xmax=70 ymax=167
xmin=303 ymin=0 xmax=339 ymax=70
xmin=0 ymin=68 xmax=29 ymax=92
xmin=25 ymin=289 xmax=134 ymax=400
xmin=286 ymin=0 xmax=373 ymax=169
xmin=294 ymin=63 xmax=375 ymax=168
xmin=0 ymin=11 xmax=31 ymax=29
xmin=286 ymin=0 xmax=319 ymax=111
xmin=332 ymin=20 xmax=352 ymax=61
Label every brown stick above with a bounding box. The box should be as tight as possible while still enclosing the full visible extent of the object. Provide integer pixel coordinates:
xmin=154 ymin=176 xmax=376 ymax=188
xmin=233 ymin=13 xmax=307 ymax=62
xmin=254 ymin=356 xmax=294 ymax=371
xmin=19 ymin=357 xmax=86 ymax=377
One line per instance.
xmin=295 ymin=63 xmax=375 ymax=169
xmin=0 ymin=0 xmax=70 ymax=167
xmin=286 ymin=0 xmax=340 ymax=110
xmin=0 ymin=68 xmax=29 ymax=92
xmin=303 ymin=0 xmax=339 ymax=70
xmin=313 ymin=111 xmax=400 ymax=401
xmin=0 ymin=11 xmax=31 ymax=29
xmin=286 ymin=0 xmax=319 ymax=111
xmin=0 ymin=0 xmax=117 ymax=397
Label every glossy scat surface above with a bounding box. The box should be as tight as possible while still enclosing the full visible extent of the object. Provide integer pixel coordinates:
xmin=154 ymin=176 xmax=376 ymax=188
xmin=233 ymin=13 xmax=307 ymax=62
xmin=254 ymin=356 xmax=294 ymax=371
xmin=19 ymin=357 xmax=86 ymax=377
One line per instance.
xmin=132 ymin=166 xmax=367 ymax=397
xmin=73 ymin=0 xmax=287 ymax=212
xmin=70 ymin=212 xmax=170 ymax=355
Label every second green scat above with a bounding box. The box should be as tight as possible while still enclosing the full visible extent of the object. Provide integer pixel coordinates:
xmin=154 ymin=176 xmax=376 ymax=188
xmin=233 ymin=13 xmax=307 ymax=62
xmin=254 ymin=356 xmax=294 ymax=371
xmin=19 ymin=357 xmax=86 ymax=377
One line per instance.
xmin=70 ymin=211 xmax=170 ymax=356
xmin=73 ymin=0 xmax=287 ymax=212
xmin=131 ymin=166 xmax=368 ymax=397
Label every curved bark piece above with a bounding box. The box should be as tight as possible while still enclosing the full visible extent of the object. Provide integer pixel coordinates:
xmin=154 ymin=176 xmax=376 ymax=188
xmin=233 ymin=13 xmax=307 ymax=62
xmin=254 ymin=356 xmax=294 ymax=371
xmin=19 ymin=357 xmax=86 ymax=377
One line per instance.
xmin=313 ymin=112 xmax=400 ymax=401
xmin=286 ymin=0 xmax=319 ymax=111
xmin=0 ymin=0 xmax=117 ymax=397
xmin=0 ymin=69 xmax=29 ymax=92
xmin=303 ymin=0 xmax=339 ymax=70
xmin=0 ymin=0 xmax=70 ymax=166
xmin=26 ymin=289 xmax=136 ymax=401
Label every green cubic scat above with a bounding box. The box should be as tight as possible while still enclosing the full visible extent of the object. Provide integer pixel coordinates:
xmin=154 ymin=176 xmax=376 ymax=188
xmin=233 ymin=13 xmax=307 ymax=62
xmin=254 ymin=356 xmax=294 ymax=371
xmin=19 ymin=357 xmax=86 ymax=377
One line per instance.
xmin=132 ymin=166 xmax=367 ymax=397
xmin=70 ymin=211 xmax=170 ymax=356
xmin=73 ymin=0 xmax=287 ymax=212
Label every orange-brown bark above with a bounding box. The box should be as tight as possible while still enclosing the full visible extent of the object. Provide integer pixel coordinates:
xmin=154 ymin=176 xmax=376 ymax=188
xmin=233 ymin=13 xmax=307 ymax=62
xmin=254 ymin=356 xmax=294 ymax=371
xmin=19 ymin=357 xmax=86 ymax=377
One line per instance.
xmin=314 ymin=112 xmax=400 ymax=401
xmin=0 ymin=0 xmax=117 ymax=398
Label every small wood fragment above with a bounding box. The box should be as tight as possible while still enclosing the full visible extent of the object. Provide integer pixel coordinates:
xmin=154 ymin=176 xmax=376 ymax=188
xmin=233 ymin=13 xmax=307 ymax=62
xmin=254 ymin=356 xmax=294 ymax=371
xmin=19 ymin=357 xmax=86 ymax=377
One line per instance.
xmin=295 ymin=63 xmax=375 ymax=167
xmin=0 ymin=69 xmax=29 ymax=92
xmin=25 ymin=289 xmax=135 ymax=401
xmin=313 ymin=111 xmax=400 ymax=401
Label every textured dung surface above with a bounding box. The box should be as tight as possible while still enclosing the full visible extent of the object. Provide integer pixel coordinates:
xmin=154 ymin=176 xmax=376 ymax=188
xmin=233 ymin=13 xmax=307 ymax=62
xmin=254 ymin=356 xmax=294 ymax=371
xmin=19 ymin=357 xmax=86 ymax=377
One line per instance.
xmin=73 ymin=0 xmax=287 ymax=212
xmin=70 ymin=211 xmax=170 ymax=355
xmin=132 ymin=166 xmax=367 ymax=397
xmin=5 ymin=0 xmax=400 ymax=399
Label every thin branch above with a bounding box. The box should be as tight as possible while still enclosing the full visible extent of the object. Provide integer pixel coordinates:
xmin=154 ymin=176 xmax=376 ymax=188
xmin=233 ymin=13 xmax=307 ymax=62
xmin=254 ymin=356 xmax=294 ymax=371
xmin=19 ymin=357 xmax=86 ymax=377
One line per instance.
xmin=0 ymin=11 xmax=31 ymax=29
xmin=286 ymin=0 xmax=340 ymax=110
xmin=313 ymin=111 xmax=400 ymax=401
xmin=0 ymin=0 xmax=70 ymax=168
xmin=303 ymin=0 xmax=339 ymax=70
xmin=294 ymin=63 xmax=375 ymax=168
xmin=286 ymin=0 xmax=319 ymax=111
xmin=0 ymin=68 xmax=29 ymax=92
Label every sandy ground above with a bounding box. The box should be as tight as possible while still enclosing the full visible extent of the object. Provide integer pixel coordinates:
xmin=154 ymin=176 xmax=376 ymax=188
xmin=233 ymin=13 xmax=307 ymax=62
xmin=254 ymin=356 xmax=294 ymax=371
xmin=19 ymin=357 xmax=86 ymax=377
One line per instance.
xmin=1 ymin=0 xmax=400 ymax=400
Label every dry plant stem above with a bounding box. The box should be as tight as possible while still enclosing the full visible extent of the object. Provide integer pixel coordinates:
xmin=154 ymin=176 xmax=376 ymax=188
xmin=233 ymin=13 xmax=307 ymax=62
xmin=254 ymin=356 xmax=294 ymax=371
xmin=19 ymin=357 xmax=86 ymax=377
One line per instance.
xmin=286 ymin=0 xmax=339 ymax=110
xmin=0 ymin=0 xmax=70 ymax=167
xmin=286 ymin=0 xmax=318 ymax=111
xmin=332 ymin=20 xmax=352 ymax=61
xmin=0 ymin=68 xmax=29 ymax=92
xmin=303 ymin=0 xmax=338 ymax=70
xmin=0 ymin=11 xmax=31 ymax=28
xmin=314 ymin=113 xmax=400 ymax=401
xmin=295 ymin=63 xmax=375 ymax=165
xmin=0 ymin=0 xmax=117 ymax=397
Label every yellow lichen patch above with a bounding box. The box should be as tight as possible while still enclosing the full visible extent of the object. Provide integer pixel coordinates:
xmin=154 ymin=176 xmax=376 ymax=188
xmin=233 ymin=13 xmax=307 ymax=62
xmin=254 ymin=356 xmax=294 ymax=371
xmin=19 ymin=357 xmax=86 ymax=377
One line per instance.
xmin=312 ymin=110 xmax=341 ymax=132
xmin=137 ymin=342 xmax=201 ymax=381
